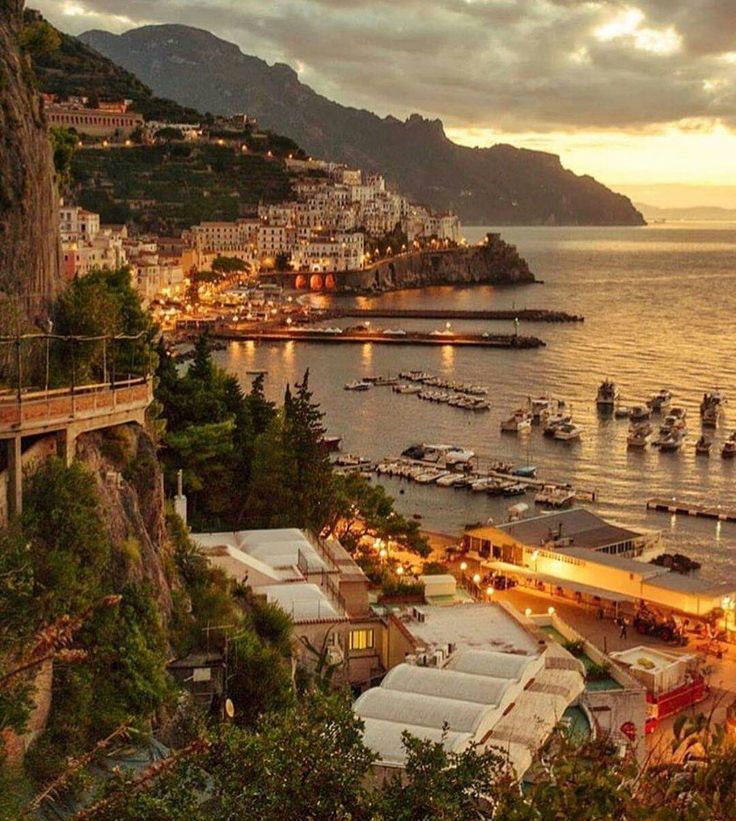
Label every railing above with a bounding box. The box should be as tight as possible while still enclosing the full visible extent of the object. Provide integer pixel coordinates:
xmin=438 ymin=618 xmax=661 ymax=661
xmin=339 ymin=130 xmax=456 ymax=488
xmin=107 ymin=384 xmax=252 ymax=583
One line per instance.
xmin=296 ymin=546 xmax=347 ymax=615
xmin=0 ymin=377 xmax=152 ymax=432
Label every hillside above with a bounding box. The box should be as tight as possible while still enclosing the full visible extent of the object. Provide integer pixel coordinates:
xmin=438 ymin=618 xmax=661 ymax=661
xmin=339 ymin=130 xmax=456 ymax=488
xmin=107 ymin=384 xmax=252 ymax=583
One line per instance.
xmin=26 ymin=10 xmax=201 ymax=122
xmin=636 ymin=203 xmax=736 ymax=222
xmin=80 ymin=24 xmax=645 ymax=227
xmin=72 ymin=143 xmax=293 ymax=233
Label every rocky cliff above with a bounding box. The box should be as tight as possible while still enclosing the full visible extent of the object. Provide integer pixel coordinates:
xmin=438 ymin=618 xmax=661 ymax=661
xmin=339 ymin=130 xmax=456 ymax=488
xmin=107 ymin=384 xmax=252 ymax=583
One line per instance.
xmin=0 ymin=1 xmax=61 ymax=329
xmin=80 ymin=24 xmax=645 ymax=227
xmin=342 ymin=234 xmax=535 ymax=293
xmin=75 ymin=424 xmax=175 ymax=615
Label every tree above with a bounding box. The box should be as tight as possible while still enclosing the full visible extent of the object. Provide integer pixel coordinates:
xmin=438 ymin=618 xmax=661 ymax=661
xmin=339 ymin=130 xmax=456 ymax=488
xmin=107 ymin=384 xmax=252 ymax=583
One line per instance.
xmin=49 ymin=126 xmax=78 ymax=192
xmin=154 ymin=127 xmax=184 ymax=142
xmin=211 ymin=256 xmax=248 ymax=275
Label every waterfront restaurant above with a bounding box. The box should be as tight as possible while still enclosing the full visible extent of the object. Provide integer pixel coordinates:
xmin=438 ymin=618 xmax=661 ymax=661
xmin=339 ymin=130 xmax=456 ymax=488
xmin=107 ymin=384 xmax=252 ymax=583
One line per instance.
xmin=463 ymin=510 xmax=735 ymax=619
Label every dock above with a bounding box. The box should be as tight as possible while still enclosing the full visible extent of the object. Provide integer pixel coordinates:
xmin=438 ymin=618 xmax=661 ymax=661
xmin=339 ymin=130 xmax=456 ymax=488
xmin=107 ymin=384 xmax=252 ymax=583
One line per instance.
xmin=646 ymin=498 xmax=736 ymax=523
xmin=212 ymin=327 xmax=546 ymax=349
xmin=330 ymin=308 xmax=584 ymax=323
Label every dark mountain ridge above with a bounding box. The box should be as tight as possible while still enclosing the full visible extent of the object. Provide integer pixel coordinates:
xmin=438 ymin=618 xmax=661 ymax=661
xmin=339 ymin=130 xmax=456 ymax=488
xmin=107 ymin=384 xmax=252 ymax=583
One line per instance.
xmin=80 ymin=24 xmax=645 ymax=226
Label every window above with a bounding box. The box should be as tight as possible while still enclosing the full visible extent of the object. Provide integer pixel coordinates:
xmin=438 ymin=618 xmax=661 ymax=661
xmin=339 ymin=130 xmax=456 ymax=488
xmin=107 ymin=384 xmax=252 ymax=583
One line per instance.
xmin=349 ymin=629 xmax=374 ymax=651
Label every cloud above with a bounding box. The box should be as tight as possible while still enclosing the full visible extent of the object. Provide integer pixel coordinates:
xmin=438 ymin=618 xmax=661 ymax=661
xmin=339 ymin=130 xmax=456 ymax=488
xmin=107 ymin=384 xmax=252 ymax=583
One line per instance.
xmin=33 ymin=0 xmax=736 ymax=134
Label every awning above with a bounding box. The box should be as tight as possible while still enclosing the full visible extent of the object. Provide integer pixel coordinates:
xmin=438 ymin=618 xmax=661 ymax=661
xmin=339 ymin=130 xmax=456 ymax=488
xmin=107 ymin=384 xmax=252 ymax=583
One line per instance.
xmin=481 ymin=560 xmax=638 ymax=603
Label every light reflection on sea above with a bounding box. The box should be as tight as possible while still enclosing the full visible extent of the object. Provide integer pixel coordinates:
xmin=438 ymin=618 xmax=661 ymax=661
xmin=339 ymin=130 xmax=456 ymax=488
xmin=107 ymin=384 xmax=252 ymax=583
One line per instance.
xmin=213 ymin=224 xmax=736 ymax=582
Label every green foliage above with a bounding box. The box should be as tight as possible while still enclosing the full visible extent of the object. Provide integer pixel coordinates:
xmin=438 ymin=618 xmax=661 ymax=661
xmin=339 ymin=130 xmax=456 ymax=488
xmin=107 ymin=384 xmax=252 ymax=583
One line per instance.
xmin=71 ymin=144 xmax=294 ymax=234
xmin=585 ymin=661 xmax=612 ymax=682
xmin=154 ymin=126 xmax=184 ymax=142
xmin=380 ymin=578 xmax=425 ymax=600
xmin=563 ymin=638 xmax=585 ymax=655
xmin=211 ymin=255 xmax=249 ymax=274
xmin=19 ymin=17 xmax=61 ymax=59
xmin=422 ymin=560 xmax=449 ymax=575
xmin=49 ymin=126 xmax=77 ymax=192
xmin=327 ymin=471 xmax=430 ymax=557
xmin=23 ymin=458 xmax=110 ymax=621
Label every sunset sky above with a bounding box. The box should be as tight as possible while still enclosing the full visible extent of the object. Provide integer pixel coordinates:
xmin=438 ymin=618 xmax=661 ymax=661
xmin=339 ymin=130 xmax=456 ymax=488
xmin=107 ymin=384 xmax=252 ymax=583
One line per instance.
xmin=36 ymin=0 xmax=736 ymax=208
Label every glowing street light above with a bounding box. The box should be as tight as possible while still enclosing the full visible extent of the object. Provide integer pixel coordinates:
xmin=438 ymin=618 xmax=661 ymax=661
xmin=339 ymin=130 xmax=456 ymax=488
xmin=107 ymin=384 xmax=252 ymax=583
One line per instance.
xmin=547 ymin=606 xmax=556 ymax=615
xmin=460 ymin=561 xmax=468 ymax=572
xmin=472 ymin=573 xmax=481 ymax=585
xmin=486 ymin=587 xmax=495 ymax=597
xmin=396 ymin=566 xmax=404 ymax=576
xmin=524 ymin=608 xmax=533 ymax=617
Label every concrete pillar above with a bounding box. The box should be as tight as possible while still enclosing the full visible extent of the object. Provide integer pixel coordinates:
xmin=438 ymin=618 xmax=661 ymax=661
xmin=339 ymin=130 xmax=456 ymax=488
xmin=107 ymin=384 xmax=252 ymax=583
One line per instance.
xmin=7 ymin=435 xmax=22 ymax=518
xmin=56 ymin=428 xmax=76 ymax=466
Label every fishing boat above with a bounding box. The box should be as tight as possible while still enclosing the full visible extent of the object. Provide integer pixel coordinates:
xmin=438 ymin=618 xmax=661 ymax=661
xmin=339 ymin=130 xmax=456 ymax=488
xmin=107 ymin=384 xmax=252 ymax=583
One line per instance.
xmin=528 ymin=395 xmax=555 ymax=422
xmin=596 ymin=379 xmax=619 ymax=411
xmin=695 ymin=436 xmax=712 ymax=456
xmin=656 ymin=429 xmax=685 ymax=452
xmin=627 ymin=429 xmax=649 ymax=449
xmin=344 ymin=380 xmax=371 ymax=391
xmin=554 ymin=422 xmax=583 ymax=441
xmin=543 ymin=413 xmax=572 ymax=437
xmin=374 ymin=375 xmax=398 ymax=386
xmin=614 ymin=406 xmax=632 ymax=419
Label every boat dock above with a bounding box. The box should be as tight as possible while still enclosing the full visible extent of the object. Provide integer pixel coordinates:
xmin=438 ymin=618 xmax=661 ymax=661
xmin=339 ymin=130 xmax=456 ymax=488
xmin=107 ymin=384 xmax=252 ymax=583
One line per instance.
xmin=212 ymin=327 xmax=546 ymax=348
xmin=330 ymin=308 xmax=584 ymax=323
xmin=646 ymin=498 xmax=736 ymax=523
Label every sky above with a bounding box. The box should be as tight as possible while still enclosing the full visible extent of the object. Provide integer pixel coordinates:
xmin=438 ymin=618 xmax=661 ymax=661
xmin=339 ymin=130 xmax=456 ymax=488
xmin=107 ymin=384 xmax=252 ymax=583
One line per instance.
xmin=34 ymin=0 xmax=736 ymax=207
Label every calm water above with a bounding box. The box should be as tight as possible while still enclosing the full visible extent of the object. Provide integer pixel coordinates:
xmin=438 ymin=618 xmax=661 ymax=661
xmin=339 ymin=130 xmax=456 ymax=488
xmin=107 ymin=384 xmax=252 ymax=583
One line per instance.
xmin=213 ymin=224 xmax=736 ymax=582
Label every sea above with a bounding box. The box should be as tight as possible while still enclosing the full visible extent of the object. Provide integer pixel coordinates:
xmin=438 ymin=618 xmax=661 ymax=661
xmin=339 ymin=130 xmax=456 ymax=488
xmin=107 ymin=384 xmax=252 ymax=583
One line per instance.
xmin=212 ymin=223 xmax=736 ymax=582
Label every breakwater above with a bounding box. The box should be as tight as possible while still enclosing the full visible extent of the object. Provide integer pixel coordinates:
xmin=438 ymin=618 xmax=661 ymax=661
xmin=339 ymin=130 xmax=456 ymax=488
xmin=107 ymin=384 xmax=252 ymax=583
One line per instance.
xmin=330 ymin=308 xmax=583 ymax=323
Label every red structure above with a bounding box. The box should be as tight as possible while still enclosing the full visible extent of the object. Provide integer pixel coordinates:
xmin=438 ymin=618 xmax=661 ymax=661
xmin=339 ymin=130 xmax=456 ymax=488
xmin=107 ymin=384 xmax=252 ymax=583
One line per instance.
xmin=646 ymin=676 xmax=708 ymax=721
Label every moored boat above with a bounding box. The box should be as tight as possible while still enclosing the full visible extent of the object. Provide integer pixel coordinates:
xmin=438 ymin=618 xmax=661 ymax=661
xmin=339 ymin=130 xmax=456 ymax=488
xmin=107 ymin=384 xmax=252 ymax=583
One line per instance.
xmin=553 ymin=422 xmax=583 ymax=441
xmin=596 ymin=379 xmax=619 ymax=411
xmin=344 ymin=380 xmax=371 ymax=391
xmin=722 ymin=433 xmax=736 ymax=459
xmin=695 ymin=436 xmax=712 ymax=455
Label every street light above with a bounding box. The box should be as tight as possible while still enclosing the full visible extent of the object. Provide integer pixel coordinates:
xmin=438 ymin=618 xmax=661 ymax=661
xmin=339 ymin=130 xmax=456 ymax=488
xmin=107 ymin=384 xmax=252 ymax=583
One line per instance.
xmin=486 ymin=587 xmax=495 ymax=597
xmin=396 ymin=566 xmax=404 ymax=576
xmin=547 ymin=606 xmax=555 ymax=615
xmin=460 ymin=561 xmax=468 ymax=572
xmin=524 ymin=608 xmax=533 ymax=617
xmin=472 ymin=573 xmax=481 ymax=585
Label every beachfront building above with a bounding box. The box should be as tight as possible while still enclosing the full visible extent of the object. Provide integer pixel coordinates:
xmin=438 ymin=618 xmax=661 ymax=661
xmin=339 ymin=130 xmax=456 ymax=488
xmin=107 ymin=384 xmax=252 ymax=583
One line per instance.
xmin=354 ymin=601 xmax=586 ymax=780
xmin=463 ymin=510 xmax=735 ymax=618
xmin=194 ymin=528 xmax=385 ymax=688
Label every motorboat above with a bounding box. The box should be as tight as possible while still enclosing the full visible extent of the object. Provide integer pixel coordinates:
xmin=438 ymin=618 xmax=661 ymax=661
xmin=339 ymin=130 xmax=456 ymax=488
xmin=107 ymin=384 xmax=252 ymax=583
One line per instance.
xmin=501 ymin=410 xmax=532 ymax=433
xmin=656 ymin=429 xmax=685 ymax=452
xmin=700 ymin=389 xmax=725 ymax=416
xmin=630 ymin=420 xmax=653 ymax=437
xmin=535 ymin=485 xmax=575 ymax=508
xmin=543 ymin=413 xmax=572 ymax=437
xmin=660 ymin=414 xmax=687 ymax=434
xmin=554 ymin=423 xmax=583 ymax=441
xmin=695 ymin=436 xmax=712 ymax=455
xmin=344 ymin=380 xmax=371 ymax=391
xmin=414 ymin=470 xmax=449 ymax=485
xmin=436 ymin=473 xmax=466 ymax=487
xmin=501 ymin=482 xmax=527 ymax=497
xmin=614 ymin=406 xmax=632 ymax=419
xmin=647 ymin=389 xmax=673 ymax=413
xmin=630 ymin=405 xmax=651 ymax=422
xmin=446 ymin=447 xmax=475 ymax=466
xmin=627 ymin=430 xmax=649 ymax=448
xmin=701 ymin=405 xmax=719 ymax=428
xmin=596 ymin=379 xmax=619 ymax=411
xmin=722 ymin=433 xmax=736 ymax=459
xmin=374 ymin=375 xmax=398 ymax=386
xmin=471 ymin=478 xmax=496 ymax=492
xmin=512 ymin=465 xmax=537 ymax=478
xmin=334 ymin=453 xmax=369 ymax=467
xmin=529 ymin=395 xmax=555 ymax=422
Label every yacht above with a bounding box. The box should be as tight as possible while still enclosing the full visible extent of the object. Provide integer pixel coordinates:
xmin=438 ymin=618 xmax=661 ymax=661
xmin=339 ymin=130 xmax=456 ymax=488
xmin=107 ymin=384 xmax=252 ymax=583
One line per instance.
xmin=344 ymin=380 xmax=371 ymax=391
xmin=596 ymin=379 xmax=619 ymax=411
xmin=501 ymin=410 xmax=532 ymax=433
xmin=695 ymin=436 xmax=712 ymax=456
xmin=554 ymin=422 xmax=583 ymax=441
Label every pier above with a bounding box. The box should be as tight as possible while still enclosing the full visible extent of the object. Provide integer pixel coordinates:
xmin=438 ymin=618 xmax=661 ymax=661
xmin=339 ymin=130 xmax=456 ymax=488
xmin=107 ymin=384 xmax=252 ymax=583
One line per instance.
xmin=646 ymin=498 xmax=736 ymax=523
xmin=330 ymin=308 xmax=584 ymax=323
xmin=212 ymin=326 xmax=546 ymax=349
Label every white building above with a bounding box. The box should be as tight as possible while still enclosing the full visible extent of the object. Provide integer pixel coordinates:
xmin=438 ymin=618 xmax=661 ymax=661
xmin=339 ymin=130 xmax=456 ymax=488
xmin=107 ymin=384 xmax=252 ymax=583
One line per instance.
xmin=59 ymin=205 xmax=100 ymax=243
xmin=292 ymin=233 xmax=365 ymax=273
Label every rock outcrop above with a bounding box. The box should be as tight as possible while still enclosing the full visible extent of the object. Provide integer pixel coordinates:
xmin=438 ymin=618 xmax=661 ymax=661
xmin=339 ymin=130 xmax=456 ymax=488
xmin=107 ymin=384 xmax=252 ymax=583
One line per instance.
xmin=75 ymin=424 xmax=175 ymax=616
xmin=0 ymin=0 xmax=61 ymax=329
xmin=341 ymin=234 xmax=535 ymax=293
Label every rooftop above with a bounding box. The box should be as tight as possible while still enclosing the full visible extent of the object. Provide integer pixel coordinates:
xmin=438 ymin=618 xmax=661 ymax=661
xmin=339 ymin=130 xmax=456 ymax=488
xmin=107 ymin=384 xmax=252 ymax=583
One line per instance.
xmin=491 ymin=508 xmax=643 ymax=551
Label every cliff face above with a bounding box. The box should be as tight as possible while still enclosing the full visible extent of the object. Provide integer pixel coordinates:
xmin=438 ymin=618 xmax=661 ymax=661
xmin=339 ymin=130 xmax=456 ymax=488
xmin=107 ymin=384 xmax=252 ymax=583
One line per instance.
xmin=80 ymin=24 xmax=645 ymax=226
xmin=0 ymin=0 xmax=61 ymax=328
xmin=342 ymin=234 xmax=535 ymax=293
xmin=75 ymin=424 xmax=174 ymax=615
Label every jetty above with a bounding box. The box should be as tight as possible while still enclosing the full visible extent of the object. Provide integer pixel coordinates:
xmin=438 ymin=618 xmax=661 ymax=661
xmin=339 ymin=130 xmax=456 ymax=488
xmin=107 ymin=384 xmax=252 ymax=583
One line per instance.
xmin=646 ymin=498 xmax=736 ymax=524
xmin=211 ymin=327 xmax=546 ymax=349
xmin=330 ymin=308 xmax=584 ymax=323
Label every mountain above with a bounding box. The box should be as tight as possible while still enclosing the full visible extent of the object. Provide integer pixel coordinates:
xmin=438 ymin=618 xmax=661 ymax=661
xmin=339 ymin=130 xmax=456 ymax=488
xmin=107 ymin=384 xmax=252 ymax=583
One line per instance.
xmin=636 ymin=203 xmax=736 ymax=222
xmin=27 ymin=12 xmax=201 ymax=122
xmin=79 ymin=24 xmax=645 ymax=227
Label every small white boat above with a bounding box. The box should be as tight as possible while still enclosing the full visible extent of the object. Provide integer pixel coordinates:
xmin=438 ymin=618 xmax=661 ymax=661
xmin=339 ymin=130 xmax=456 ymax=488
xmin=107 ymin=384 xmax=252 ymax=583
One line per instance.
xmin=344 ymin=380 xmax=371 ymax=391
xmin=627 ymin=431 xmax=649 ymax=448
xmin=647 ymin=389 xmax=672 ymax=413
xmin=656 ymin=429 xmax=685 ymax=452
xmin=414 ymin=470 xmax=448 ymax=485
xmin=722 ymin=434 xmax=736 ymax=459
xmin=614 ymin=406 xmax=632 ymax=419
xmin=554 ymin=423 xmax=583 ymax=441
xmin=471 ymin=478 xmax=495 ymax=492
xmin=630 ymin=405 xmax=651 ymax=422
xmin=374 ymin=375 xmax=398 ymax=386
xmin=436 ymin=473 xmax=465 ymax=487
xmin=446 ymin=447 xmax=475 ymax=466
xmin=695 ymin=436 xmax=712 ymax=455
